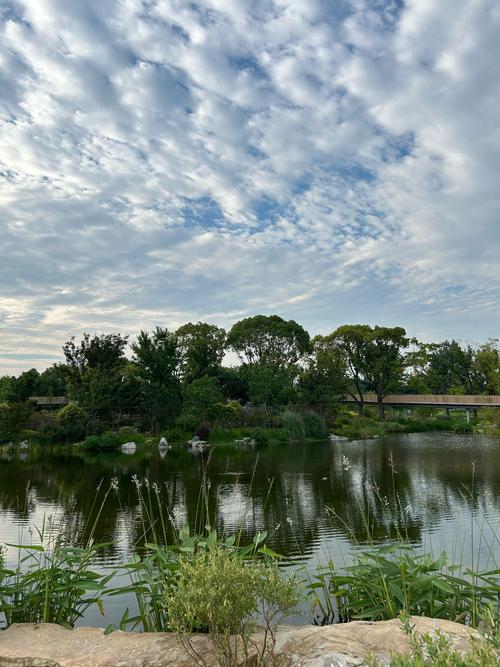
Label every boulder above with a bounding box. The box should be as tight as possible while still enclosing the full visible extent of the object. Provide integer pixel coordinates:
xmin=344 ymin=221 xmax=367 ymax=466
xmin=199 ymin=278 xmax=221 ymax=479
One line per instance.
xmin=330 ymin=434 xmax=348 ymax=441
xmin=120 ymin=442 xmax=137 ymax=454
xmin=0 ymin=617 xmax=487 ymax=667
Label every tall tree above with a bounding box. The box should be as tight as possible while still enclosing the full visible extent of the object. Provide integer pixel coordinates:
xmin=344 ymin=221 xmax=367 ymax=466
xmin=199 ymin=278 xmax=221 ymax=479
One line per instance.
xmin=62 ymin=333 xmax=129 ymax=422
xmin=131 ymin=327 xmax=182 ymax=432
xmin=175 ymin=322 xmax=226 ymax=383
xmin=227 ymin=315 xmax=310 ymax=367
xmin=332 ymin=324 xmax=373 ymax=415
xmin=362 ymin=326 xmax=409 ymax=420
xmin=298 ymin=335 xmax=348 ymax=415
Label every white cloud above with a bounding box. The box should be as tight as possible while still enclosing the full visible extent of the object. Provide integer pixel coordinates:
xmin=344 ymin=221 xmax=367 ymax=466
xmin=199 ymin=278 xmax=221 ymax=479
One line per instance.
xmin=0 ymin=0 xmax=499 ymax=374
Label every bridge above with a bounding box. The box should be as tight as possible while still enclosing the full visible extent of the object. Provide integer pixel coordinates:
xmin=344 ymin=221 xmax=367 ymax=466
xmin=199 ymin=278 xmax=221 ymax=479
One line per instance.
xmin=343 ymin=394 xmax=500 ymax=408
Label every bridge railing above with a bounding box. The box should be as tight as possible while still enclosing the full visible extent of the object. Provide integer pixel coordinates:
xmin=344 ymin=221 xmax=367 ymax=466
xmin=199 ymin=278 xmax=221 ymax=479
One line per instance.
xmin=343 ymin=394 xmax=500 ymax=407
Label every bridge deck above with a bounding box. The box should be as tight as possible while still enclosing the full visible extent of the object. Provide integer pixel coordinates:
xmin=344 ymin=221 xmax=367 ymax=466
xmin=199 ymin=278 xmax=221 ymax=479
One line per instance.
xmin=344 ymin=394 xmax=500 ymax=408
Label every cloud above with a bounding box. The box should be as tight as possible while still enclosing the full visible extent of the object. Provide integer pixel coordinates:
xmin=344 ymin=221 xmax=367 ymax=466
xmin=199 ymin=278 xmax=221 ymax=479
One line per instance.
xmin=0 ymin=0 xmax=499 ymax=374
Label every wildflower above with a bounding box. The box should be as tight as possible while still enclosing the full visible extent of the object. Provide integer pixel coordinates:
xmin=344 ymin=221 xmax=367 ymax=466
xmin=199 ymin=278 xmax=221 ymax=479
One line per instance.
xmin=342 ymin=455 xmax=351 ymax=471
xmin=286 ymin=517 xmax=293 ymax=528
xmin=110 ymin=477 xmax=119 ymax=491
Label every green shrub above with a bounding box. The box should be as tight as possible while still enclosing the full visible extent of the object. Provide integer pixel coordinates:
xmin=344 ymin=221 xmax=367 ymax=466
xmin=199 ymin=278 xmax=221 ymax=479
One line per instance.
xmin=281 ymin=411 xmax=306 ymax=441
xmin=81 ymin=431 xmax=122 ymax=452
xmin=165 ymin=546 xmax=299 ymax=666
xmin=302 ymin=411 xmax=328 ymax=439
xmin=117 ymin=426 xmax=147 ymax=446
xmin=249 ymin=427 xmax=269 ymax=446
xmin=56 ymin=402 xmax=88 ymax=440
xmin=269 ymin=427 xmax=290 ymax=443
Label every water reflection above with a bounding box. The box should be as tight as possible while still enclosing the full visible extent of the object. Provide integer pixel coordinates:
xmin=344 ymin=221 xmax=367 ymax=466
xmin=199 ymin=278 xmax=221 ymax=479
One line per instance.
xmin=1 ymin=433 xmax=499 ymax=624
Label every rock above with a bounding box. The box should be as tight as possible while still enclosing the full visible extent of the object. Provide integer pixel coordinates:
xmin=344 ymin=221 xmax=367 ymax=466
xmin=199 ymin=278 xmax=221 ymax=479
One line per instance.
xmin=19 ymin=440 xmax=29 ymax=449
xmin=0 ymin=617 xmax=488 ymax=667
xmin=234 ymin=437 xmax=256 ymax=447
xmin=120 ymin=442 xmax=137 ymax=454
xmin=330 ymin=434 xmax=348 ymax=441
xmin=158 ymin=437 xmax=169 ymax=448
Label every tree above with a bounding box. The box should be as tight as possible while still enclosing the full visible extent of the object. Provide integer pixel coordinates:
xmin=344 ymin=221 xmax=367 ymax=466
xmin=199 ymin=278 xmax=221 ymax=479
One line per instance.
xmin=62 ymin=333 xmax=129 ymax=422
xmin=38 ymin=364 xmax=69 ymax=397
xmin=131 ymin=327 xmax=182 ymax=432
xmin=473 ymin=339 xmax=500 ymax=394
xmin=362 ymin=326 xmax=409 ymax=420
xmin=242 ymin=362 xmax=296 ymax=415
xmin=297 ymin=335 xmax=348 ymax=415
xmin=182 ymin=376 xmax=223 ymax=425
xmin=0 ymin=401 xmax=35 ymax=440
xmin=227 ymin=315 xmax=310 ymax=367
xmin=176 ymin=322 xmax=226 ymax=384
xmin=10 ymin=369 xmax=41 ymax=401
xmin=331 ymin=325 xmax=373 ymax=415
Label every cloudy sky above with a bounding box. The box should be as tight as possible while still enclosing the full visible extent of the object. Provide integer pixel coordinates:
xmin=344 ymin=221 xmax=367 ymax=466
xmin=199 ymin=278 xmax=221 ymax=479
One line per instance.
xmin=1 ymin=0 xmax=499 ymax=374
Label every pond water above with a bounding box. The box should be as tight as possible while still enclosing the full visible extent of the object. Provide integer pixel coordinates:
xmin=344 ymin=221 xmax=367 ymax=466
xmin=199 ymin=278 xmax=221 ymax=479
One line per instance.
xmin=1 ymin=432 xmax=499 ymax=627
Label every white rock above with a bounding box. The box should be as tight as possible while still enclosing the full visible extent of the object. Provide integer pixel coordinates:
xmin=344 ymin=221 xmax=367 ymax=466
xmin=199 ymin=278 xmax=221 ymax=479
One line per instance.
xmin=121 ymin=441 xmax=137 ymax=454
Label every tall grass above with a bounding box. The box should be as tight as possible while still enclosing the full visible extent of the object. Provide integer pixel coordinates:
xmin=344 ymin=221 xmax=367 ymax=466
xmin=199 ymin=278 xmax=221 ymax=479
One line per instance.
xmin=307 ymin=455 xmax=500 ymax=630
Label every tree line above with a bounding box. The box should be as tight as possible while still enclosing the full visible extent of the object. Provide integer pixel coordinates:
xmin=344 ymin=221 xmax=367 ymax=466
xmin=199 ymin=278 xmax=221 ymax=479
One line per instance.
xmin=0 ymin=315 xmax=499 ymax=440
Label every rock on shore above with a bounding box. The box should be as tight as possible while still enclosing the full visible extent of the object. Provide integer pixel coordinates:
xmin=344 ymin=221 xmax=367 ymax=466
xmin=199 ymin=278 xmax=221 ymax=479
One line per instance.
xmin=0 ymin=617 xmax=484 ymax=666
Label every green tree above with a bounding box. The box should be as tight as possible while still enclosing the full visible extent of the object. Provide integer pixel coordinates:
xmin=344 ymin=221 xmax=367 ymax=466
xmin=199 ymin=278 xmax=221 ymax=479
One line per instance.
xmin=473 ymin=339 xmax=500 ymax=394
xmin=132 ymin=327 xmax=182 ymax=432
xmin=298 ymin=335 xmax=348 ymax=415
xmin=182 ymin=376 xmax=223 ymax=425
xmin=62 ymin=333 xmax=129 ymax=423
xmin=332 ymin=324 xmax=373 ymax=415
xmin=38 ymin=364 xmax=69 ymax=397
xmin=0 ymin=401 xmax=35 ymax=440
xmin=10 ymin=368 xmax=41 ymax=401
xmin=227 ymin=315 xmax=310 ymax=367
xmin=362 ymin=326 xmax=409 ymax=420
xmin=176 ymin=322 xmax=226 ymax=384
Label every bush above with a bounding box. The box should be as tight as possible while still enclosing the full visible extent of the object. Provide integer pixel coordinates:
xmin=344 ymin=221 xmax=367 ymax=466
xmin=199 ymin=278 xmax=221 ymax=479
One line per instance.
xmin=117 ymin=426 xmax=147 ymax=446
xmin=281 ymin=411 xmax=305 ymax=441
xmin=249 ymin=427 xmax=269 ymax=446
xmin=56 ymin=402 xmax=88 ymax=440
xmin=81 ymin=431 xmax=122 ymax=452
xmin=302 ymin=411 xmax=328 ymax=439
xmin=165 ymin=546 xmax=299 ymax=665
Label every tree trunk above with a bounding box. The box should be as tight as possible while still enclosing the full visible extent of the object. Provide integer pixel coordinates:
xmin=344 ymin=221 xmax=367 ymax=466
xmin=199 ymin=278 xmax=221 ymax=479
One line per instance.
xmin=377 ymin=395 xmax=385 ymax=421
xmin=357 ymin=400 xmax=364 ymax=416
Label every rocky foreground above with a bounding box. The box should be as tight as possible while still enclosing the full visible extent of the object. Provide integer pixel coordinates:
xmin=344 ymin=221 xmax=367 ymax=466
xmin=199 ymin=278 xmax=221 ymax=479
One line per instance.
xmin=0 ymin=617 xmax=486 ymax=666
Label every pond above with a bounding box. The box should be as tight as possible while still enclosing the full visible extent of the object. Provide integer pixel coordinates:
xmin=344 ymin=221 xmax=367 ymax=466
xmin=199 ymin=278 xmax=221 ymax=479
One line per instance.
xmin=1 ymin=432 xmax=499 ymax=627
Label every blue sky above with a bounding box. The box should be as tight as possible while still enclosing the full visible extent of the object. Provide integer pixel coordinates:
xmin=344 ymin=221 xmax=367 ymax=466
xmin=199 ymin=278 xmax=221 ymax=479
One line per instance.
xmin=1 ymin=0 xmax=499 ymax=374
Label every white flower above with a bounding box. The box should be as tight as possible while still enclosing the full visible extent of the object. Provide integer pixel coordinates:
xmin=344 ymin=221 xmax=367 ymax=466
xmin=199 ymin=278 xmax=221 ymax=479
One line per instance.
xmin=110 ymin=477 xmax=119 ymax=491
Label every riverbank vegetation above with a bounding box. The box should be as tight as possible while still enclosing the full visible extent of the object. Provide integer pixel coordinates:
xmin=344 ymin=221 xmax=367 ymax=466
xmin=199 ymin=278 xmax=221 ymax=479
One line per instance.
xmin=1 ymin=316 xmax=499 ymax=447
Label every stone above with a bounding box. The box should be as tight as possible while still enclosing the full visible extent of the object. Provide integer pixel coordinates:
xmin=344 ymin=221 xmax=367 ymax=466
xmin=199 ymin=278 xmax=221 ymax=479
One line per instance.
xmin=19 ymin=440 xmax=29 ymax=449
xmin=0 ymin=617 xmax=488 ymax=667
xmin=120 ymin=442 xmax=137 ymax=454
xmin=330 ymin=434 xmax=348 ymax=441
xmin=158 ymin=437 xmax=168 ymax=448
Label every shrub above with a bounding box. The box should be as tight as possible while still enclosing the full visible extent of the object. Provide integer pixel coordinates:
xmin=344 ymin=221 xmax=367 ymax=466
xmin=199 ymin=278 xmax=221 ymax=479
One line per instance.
xmin=269 ymin=427 xmax=290 ymax=443
xmin=81 ymin=431 xmax=122 ymax=452
xmin=117 ymin=426 xmax=147 ymax=446
xmin=165 ymin=546 xmax=299 ymax=666
xmin=249 ymin=427 xmax=269 ymax=446
xmin=302 ymin=411 xmax=328 ymax=439
xmin=56 ymin=402 xmax=88 ymax=440
xmin=281 ymin=410 xmax=305 ymax=441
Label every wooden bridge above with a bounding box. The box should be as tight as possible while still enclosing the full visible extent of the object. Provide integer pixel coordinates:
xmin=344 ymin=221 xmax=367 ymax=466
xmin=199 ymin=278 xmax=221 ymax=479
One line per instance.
xmin=343 ymin=394 xmax=500 ymax=408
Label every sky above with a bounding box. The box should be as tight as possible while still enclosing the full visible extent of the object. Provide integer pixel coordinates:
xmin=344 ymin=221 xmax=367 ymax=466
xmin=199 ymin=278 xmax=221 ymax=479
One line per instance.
xmin=1 ymin=0 xmax=499 ymax=375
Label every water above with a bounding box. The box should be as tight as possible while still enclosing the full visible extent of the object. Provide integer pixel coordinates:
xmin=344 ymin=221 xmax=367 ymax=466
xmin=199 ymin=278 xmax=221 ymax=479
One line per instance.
xmin=1 ymin=432 xmax=499 ymax=627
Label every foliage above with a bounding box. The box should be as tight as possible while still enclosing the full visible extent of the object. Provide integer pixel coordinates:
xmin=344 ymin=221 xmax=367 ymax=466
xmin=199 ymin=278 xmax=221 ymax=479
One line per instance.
xmin=81 ymin=430 xmax=123 ymax=452
xmin=210 ymin=400 xmax=244 ymax=427
xmin=56 ymin=402 xmax=88 ymax=440
xmin=227 ymin=314 xmax=310 ymax=366
xmin=164 ymin=545 xmax=299 ymax=666
xmin=0 ymin=535 xmax=111 ymax=627
xmin=176 ymin=322 xmax=226 ymax=384
xmin=302 ymin=411 xmax=328 ymax=439
xmin=132 ymin=327 xmax=182 ymax=432
xmin=182 ymin=376 xmax=224 ymax=424
xmin=249 ymin=426 xmax=269 ymax=445
xmin=0 ymin=401 xmax=35 ymax=441
xmin=312 ymin=544 xmax=500 ymax=627
xmin=298 ymin=336 xmax=347 ymax=415
xmin=367 ymin=618 xmax=499 ymax=667
xmin=243 ymin=361 xmax=297 ymax=409
xmin=281 ymin=410 xmax=306 ymax=441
